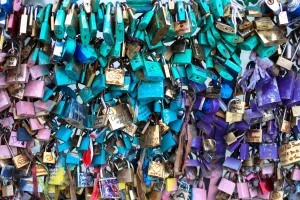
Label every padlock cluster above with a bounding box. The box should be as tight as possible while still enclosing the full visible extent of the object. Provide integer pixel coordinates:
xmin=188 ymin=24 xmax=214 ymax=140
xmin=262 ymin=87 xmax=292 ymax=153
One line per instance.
xmin=1 ymin=0 xmax=300 ymax=199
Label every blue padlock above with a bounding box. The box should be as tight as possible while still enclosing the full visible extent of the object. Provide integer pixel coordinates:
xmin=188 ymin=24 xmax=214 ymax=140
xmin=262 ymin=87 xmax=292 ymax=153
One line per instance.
xmin=58 ymin=141 xmax=72 ymax=152
xmin=138 ymin=80 xmax=164 ymax=101
xmin=66 ymin=152 xmax=80 ymax=165
xmin=56 ymin=126 xmax=73 ymax=142
xmin=77 ymin=136 xmax=90 ymax=151
xmin=75 ymin=43 xmax=98 ymax=63
xmin=160 ymin=132 xmax=176 ymax=152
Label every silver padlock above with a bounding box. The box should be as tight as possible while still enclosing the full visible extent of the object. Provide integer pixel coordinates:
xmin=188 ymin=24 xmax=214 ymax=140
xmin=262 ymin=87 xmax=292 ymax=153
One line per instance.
xmin=278 ymin=3 xmax=289 ymax=25
xmin=276 ymin=38 xmax=300 ymax=70
xmin=264 ymin=0 xmax=279 ymax=13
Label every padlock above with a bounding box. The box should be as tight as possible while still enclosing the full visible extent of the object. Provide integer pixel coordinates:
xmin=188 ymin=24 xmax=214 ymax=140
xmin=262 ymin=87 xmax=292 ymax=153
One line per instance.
xmin=5 ymin=136 xmax=30 ymax=169
xmin=54 ymin=6 xmax=66 ymax=39
xmin=143 ymin=54 xmax=165 ymax=81
xmin=79 ymin=5 xmax=90 ymax=45
xmin=74 ymin=43 xmax=97 ymax=63
xmin=19 ymin=6 xmax=29 ymax=38
xmin=65 ymin=3 xmax=78 ymax=38
xmin=276 ymin=39 xmax=300 ymax=70
xmin=105 ymin=59 xmax=125 ymax=86
xmin=280 ymin=108 xmax=291 ymax=133
xmin=103 ymin=2 xmax=114 ymax=46
xmin=226 ymin=99 xmax=244 ymax=123
xmin=236 ymin=174 xmax=250 ymax=199
xmin=140 ymin=116 xmax=160 ymax=148
xmin=150 ymin=1 xmax=171 ymax=46
xmin=43 ymin=150 xmax=56 ymax=164
xmin=246 ymin=124 xmax=263 ymax=143
xmin=115 ymin=2 xmax=124 ymax=43
xmin=173 ymin=4 xmax=191 ymax=36
xmin=138 ymin=3 xmax=156 ymax=31
xmin=257 ymin=172 xmax=273 ymax=195
xmin=217 ymin=171 xmax=236 ymax=195
xmin=39 ymin=4 xmax=51 ymax=44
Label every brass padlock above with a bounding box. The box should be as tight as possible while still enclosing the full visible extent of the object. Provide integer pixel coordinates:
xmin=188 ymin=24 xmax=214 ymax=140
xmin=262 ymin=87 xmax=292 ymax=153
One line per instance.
xmin=105 ymin=59 xmax=125 ymax=86
xmin=254 ymin=17 xmax=273 ymax=31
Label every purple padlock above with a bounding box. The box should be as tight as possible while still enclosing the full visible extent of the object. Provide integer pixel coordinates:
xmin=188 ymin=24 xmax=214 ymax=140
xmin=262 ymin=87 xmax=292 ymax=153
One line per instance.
xmin=227 ymin=136 xmax=244 ymax=153
xmin=259 ymin=143 xmax=278 ymax=159
xmin=256 ymin=78 xmax=281 ymax=110
xmin=231 ymin=120 xmax=250 ymax=131
xmin=283 ymin=73 xmax=300 ymax=107
xmin=243 ymin=109 xmax=263 ymax=125
xmin=213 ymin=115 xmax=228 ymax=128
xmin=190 ymin=81 xmax=207 ymax=93
xmin=196 ymin=111 xmax=214 ymax=124
xmin=240 ymin=142 xmax=249 ymax=160
xmin=267 ymin=120 xmax=276 ymax=135
xmin=277 ymin=70 xmax=295 ymax=100
xmin=202 ymin=98 xmax=220 ymax=115
xmin=197 ymin=120 xmax=213 ymax=135
xmin=250 ymin=98 xmax=258 ymax=112
xmin=191 ymin=136 xmax=202 ymax=149
xmin=255 ymin=71 xmax=272 ymax=89
xmin=223 ymin=157 xmax=242 ymax=172
xmin=193 ymin=95 xmax=205 ymax=110
xmin=186 ymin=159 xmax=201 ymax=167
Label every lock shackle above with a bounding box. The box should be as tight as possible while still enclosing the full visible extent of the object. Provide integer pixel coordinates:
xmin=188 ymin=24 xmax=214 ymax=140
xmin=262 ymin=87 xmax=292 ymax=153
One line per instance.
xmin=22 ymin=5 xmax=28 ymax=15
xmin=227 ymin=98 xmax=241 ymax=109
xmin=105 ymin=2 xmax=113 ymax=15
xmin=107 ymin=58 xmax=124 ymax=69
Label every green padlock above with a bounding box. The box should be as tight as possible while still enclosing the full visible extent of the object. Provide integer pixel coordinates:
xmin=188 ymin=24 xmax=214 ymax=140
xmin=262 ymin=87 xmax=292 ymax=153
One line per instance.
xmin=39 ymin=4 xmax=52 ymax=44
xmin=209 ymin=0 xmax=223 ymax=18
xmin=186 ymin=64 xmax=207 ymax=84
xmin=79 ymin=5 xmax=91 ymax=45
xmin=103 ymin=2 xmax=114 ymax=46
xmin=54 ymin=6 xmax=66 ymax=40
xmin=138 ymin=3 xmax=157 ymax=30
xmin=115 ymin=2 xmax=125 ymax=43
xmin=89 ymin=12 xmax=97 ymax=39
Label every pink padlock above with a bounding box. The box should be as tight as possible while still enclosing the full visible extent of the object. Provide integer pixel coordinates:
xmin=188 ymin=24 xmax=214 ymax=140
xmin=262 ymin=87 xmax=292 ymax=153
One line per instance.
xmin=16 ymin=100 xmax=35 ymax=117
xmin=161 ymin=189 xmax=171 ymax=200
xmin=262 ymin=163 xmax=274 ymax=175
xmin=246 ymin=172 xmax=255 ymax=181
xmin=291 ymin=165 xmax=300 ymax=181
xmin=0 ymin=72 xmax=9 ymax=88
xmin=34 ymin=100 xmax=56 ymax=112
xmin=236 ymin=174 xmax=250 ymax=199
xmin=1 ymin=116 xmax=14 ymax=127
xmin=29 ymin=118 xmax=45 ymax=130
xmin=0 ymin=90 xmax=11 ymax=112
xmin=9 ymin=131 xmax=27 ymax=148
xmin=6 ymin=64 xmax=29 ymax=84
xmin=249 ymin=186 xmax=258 ymax=198
xmin=192 ymin=180 xmax=207 ymax=200
xmin=29 ymin=64 xmax=50 ymax=79
xmin=36 ymin=128 xmax=51 ymax=141
xmin=0 ymin=134 xmax=17 ymax=159
xmin=24 ymin=80 xmax=45 ymax=98
xmin=217 ymin=172 xmax=236 ymax=195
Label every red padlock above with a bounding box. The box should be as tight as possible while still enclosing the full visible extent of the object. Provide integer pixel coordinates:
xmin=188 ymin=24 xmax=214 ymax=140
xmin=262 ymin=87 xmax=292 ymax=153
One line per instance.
xmin=257 ymin=171 xmax=273 ymax=195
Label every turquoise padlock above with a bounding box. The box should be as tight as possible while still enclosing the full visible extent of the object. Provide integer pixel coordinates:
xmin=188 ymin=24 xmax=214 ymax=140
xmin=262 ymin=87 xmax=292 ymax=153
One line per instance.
xmin=170 ymin=94 xmax=183 ymax=111
xmin=173 ymin=48 xmax=192 ymax=65
xmin=77 ymin=136 xmax=90 ymax=151
xmin=134 ymin=30 xmax=145 ymax=41
xmin=56 ymin=126 xmax=73 ymax=142
xmin=145 ymin=31 xmax=164 ymax=50
xmin=96 ymin=7 xmax=104 ymax=31
xmin=58 ymin=141 xmax=71 ymax=152
xmin=138 ymin=80 xmax=164 ymax=101
xmin=51 ymin=98 xmax=66 ymax=117
xmin=54 ymin=6 xmax=66 ymax=40
xmin=231 ymin=52 xmax=242 ymax=66
xmin=38 ymin=50 xmax=50 ymax=64
xmin=161 ymin=107 xmax=177 ymax=124
xmin=169 ymin=115 xmax=184 ymax=133
xmin=239 ymin=34 xmax=259 ymax=51
xmin=36 ymin=6 xmax=45 ymax=28
xmin=207 ymin=29 xmax=216 ymax=48
xmin=91 ymin=74 xmax=107 ymax=96
xmin=206 ymin=56 xmax=214 ymax=69
xmin=66 ymin=152 xmax=80 ymax=165
xmin=92 ymin=150 xmax=106 ymax=165
xmin=255 ymin=43 xmax=277 ymax=58
xmin=143 ymin=54 xmax=165 ymax=81
xmin=79 ymin=87 xmax=95 ymax=104
xmin=89 ymin=12 xmax=97 ymax=39
xmin=122 ymin=134 xmax=133 ymax=149
xmin=222 ymin=39 xmax=236 ymax=52
xmin=187 ymin=4 xmax=197 ymax=36
xmin=111 ymin=76 xmax=131 ymax=92
xmin=109 ymin=42 xmax=121 ymax=58
xmin=209 ymin=0 xmax=224 ymax=18
xmin=103 ymin=2 xmax=114 ymax=46
xmin=217 ymin=41 xmax=230 ymax=59
xmin=171 ymin=65 xmax=180 ymax=80
xmin=176 ymin=1 xmax=186 ymax=21
xmin=186 ymin=64 xmax=207 ymax=84
xmin=137 ymin=103 xmax=152 ymax=122
xmin=130 ymin=52 xmax=144 ymax=71
xmin=75 ymin=43 xmax=98 ymax=63
xmin=98 ymin=55 xmax=108 ymax=67
xmin=201 ymin=14 xmax=214 ymax=32
xmin=221 ymin=32 xmax=244 ymax=44
xmin=99 ymin=41 xmax=113 ymax=57
xmin=115 ymin=2 xmax=124 ymax=43
xmin=42 ymin=86 xmax=57 ymax=101
xmin=214 ymin=63 xmax=233 ymax=81
xmin=39 ymin=4 xmax=51 ymax=44
xmin=65 ymin=57 xmax=83 ymax=81
xmin=79 ymin=5 xmax=90 ymax=45
xmin=211 ymin=25 xmax=221 ymax=40
xmin=54 ymin=65 xmax=76 ymax=86
xmin=92 ymin=0 xmax=100 ymax=12
xmin=199 ymin=32 xmax=208 ymax=45
xmin=137 ymin=3 xmax=156 ymax=30
xmin=160 ymin=132 xmax=176 ymax=152
xmin=214 ymin=55 xmax=242 ymax=73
